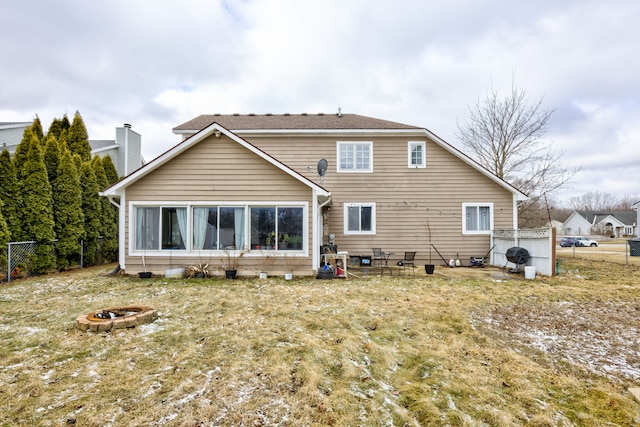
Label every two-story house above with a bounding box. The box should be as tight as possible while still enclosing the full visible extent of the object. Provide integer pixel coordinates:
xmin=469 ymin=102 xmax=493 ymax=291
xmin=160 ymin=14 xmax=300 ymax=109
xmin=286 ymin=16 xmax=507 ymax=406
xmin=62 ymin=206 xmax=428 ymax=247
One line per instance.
xmin=100 ymin=113 xmax=528 ymax=276
xmin=0 ymin=122 xmax=144 ymax=177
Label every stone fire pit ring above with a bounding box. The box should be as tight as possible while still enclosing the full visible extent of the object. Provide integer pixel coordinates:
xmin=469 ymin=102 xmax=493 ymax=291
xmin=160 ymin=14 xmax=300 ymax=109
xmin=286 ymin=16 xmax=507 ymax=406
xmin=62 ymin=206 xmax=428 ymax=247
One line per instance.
xmin=76 ymin=305 xmax=157 ymax=332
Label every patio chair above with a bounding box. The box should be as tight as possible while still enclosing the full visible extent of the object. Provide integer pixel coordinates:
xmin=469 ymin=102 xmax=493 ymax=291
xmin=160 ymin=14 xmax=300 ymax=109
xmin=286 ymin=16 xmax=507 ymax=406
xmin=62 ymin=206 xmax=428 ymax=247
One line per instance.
xmin=399 ymin=251 xmax=416 ymax=276
xmin=371 ymin=248 xmax=384 ymax=269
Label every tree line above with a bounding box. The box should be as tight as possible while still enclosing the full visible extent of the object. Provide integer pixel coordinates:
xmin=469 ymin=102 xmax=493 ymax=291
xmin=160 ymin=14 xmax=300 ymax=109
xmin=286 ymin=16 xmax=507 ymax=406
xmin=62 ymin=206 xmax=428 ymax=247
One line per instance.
xmin=0 ymin=112 xmax=119 ymax=274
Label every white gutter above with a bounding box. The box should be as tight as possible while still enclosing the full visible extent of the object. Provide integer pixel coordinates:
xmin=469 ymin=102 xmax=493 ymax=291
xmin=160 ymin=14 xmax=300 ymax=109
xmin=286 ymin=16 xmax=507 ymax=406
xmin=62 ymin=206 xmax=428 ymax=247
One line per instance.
xmin=313 ymin=193 xmax=333 ymax=270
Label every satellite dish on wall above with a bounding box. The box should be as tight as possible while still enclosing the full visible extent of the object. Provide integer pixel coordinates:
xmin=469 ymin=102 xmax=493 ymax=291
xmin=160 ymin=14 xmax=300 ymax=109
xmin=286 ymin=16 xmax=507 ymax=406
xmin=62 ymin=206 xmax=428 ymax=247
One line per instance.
xmin=317 ymin=158 xmax=328 ymax=176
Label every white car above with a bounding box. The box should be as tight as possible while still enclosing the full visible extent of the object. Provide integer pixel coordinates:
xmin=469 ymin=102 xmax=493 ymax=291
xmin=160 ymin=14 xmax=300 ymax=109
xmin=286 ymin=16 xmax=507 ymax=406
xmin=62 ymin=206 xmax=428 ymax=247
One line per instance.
xmin=560 ymin=236 xmax=598 ymax=247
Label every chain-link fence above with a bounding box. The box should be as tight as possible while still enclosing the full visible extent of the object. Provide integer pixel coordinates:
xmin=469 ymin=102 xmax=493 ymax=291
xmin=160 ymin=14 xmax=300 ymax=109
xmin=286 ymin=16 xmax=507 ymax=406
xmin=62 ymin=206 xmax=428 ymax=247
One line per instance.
xmin=3 ymin=241 xmax=38 ymax=282
xmin=2 ymin=238 xmax=116 ymax=282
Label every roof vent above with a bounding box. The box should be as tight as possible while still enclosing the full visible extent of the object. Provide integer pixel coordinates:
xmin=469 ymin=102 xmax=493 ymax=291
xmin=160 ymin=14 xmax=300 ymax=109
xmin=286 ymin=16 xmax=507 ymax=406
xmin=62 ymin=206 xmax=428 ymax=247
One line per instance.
xmin=337 ymin=107 xmax=342 ymax=118
xmin=124 ymin=123 xmax=131 ymax=128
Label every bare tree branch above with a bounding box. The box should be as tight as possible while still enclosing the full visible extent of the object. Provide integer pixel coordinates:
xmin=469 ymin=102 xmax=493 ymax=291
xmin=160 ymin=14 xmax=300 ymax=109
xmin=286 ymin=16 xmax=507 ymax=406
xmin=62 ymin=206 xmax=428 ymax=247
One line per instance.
xmin=456 ymin=81 xmax=579 ymax=226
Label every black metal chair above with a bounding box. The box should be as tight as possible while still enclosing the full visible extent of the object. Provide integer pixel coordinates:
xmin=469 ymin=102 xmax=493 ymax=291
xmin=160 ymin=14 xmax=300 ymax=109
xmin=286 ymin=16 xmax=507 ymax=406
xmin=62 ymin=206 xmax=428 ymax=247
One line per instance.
xmin=372 ymin=248 xmax=392 ymax=275
xmin=399 ymin=251 xmax=416 ymax=275
xmin=372 ymin=248 xmax=383 ymax=269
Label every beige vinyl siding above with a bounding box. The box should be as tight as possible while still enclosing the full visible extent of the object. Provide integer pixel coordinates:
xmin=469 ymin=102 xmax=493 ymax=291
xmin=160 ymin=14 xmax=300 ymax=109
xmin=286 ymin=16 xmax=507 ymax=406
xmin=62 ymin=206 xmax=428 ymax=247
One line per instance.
xmin=239 ymin=133 xmax=515 ymax=265
xmin=123 ymin=135 xmax=316 ymax=275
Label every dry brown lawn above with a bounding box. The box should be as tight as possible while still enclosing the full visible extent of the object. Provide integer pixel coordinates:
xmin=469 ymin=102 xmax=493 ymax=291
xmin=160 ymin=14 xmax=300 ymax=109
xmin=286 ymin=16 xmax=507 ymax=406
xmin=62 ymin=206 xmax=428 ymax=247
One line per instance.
xmin=1 ymin=254 xmax=639 ymax=426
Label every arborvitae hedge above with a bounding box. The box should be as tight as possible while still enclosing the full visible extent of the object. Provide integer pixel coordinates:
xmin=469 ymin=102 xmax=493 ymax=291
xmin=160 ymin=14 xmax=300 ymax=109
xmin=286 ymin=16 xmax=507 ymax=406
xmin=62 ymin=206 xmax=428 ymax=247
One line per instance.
xmin=0 ymin=150 xmax=21 ymax=241
xmin=102 ymin=155 xmax=119 ymax=184
xmin=0 ymin=200 xmax=9 ymax=267
xmin=20 ymin=140 xmax=56 ymax=274
xmin=67 ymin=112 xmax=91 ymax=162
xmin=80 ymin=162 xmax=102 ymax=266
xmin=53 ymin=147 xmax=84 ymax=270
xmin=92 ymin=156 xmax=118 ymax=262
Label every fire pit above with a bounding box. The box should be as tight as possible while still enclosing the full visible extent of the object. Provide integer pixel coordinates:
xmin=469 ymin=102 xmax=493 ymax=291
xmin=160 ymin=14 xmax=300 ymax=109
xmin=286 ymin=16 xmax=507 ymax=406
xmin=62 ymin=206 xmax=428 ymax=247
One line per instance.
xmin=76 ymin=305 xmax=157 ymax=332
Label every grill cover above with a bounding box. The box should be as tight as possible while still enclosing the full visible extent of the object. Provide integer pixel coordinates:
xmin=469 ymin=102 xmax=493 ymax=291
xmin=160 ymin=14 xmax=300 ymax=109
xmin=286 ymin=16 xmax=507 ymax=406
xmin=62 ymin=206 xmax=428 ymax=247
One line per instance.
xmin=505 ymin=247 xmax=530 ymax=265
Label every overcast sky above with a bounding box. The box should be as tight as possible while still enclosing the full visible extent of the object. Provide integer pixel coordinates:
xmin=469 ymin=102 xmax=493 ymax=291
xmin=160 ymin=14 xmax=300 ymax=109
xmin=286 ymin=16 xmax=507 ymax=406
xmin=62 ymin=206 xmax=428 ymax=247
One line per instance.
xmin=2 ymin=0 xmax=639 ymax=205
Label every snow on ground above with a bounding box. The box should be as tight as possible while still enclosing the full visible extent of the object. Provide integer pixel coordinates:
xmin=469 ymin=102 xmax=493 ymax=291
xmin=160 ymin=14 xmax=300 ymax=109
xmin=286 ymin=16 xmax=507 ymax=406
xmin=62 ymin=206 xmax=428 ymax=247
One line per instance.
xmin=472 ymin=299 xmax=640 ymax=382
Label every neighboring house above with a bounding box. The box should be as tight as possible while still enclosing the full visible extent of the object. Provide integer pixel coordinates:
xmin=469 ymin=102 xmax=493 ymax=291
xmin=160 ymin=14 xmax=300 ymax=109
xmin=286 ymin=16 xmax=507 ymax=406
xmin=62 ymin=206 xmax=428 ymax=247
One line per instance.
xmin=562 ymin=210 xmax=637 ymax=237
xmin=91 ymin=124 xmax=145 ymax=177
xmin=0 ymin=121 xmax=144 ymax=177
xmin=100 ymin=113 xmax=528 ymax=276
xmin=0 ymin=122 xmax=31 ymax=153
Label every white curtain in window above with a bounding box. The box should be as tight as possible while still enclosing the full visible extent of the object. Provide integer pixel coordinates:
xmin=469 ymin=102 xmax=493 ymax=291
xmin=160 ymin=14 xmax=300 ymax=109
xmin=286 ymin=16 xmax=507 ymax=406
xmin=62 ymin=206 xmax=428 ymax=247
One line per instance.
xmin=136 ymin=208 xmax=144 ymax=250
xmin=193 ymin=207 xmax=208 ymax=250
xmin=466 ymin=206 xmax=478 ymax=231
xmin=479 ymin=206 xmax=490 ymax=230
xmin=234 ymin=208 xmax=245 ymax=250
xmin=176 ymin=207 xmax=187 ymax=249
xmin=136 ymin=207 xmax=159 ymax=249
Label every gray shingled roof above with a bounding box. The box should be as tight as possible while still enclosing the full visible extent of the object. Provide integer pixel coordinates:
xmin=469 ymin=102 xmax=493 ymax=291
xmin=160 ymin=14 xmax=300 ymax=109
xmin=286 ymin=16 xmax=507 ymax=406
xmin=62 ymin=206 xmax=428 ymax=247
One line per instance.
xmin=173 ymin=113 xmax=423 ymax=132
xmin=577 ymin=210 xmax=637 ymax=226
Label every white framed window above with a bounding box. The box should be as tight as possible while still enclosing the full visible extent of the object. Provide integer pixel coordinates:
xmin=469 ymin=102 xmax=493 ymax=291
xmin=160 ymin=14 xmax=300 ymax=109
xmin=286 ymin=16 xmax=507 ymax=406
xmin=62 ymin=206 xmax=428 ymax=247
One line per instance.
xmin=408 ymin=141 xmax=426 ymax=168
xmin=344 ymin=202 xmax=376 ymax=234
xmin=131 ymin=202 xmax=307 ymax=254
xmin=337 ymin=141 xmax=373 ymax=172
xmin=462 ymin=203 xmax=493 ymax=234
xmin=135 ymin=206 xmax=188 ymax=251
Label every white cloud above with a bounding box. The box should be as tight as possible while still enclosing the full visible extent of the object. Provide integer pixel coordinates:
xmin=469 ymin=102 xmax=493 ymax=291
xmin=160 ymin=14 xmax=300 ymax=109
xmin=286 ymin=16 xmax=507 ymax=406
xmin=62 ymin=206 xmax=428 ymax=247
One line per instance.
xmin=2 ymin=0 xmax=639 ymax=204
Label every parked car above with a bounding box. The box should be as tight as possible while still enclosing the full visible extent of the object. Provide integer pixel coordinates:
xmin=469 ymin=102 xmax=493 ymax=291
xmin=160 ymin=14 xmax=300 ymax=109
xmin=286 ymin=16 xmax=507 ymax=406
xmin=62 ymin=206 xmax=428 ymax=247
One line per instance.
xmin=560 ymin=236 xmax=598 ymax=247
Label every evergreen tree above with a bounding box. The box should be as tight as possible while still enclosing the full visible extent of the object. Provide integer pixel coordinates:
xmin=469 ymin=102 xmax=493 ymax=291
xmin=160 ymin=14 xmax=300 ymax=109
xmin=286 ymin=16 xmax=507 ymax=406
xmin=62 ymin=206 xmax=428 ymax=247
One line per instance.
xmin=47 ymin=115 xmax=70 ymax=140
xmin=44 ymin=134 xmax=61 ymax=184
xmin=31 ymin=116 xmax=44 ymax=142
xmin=0 ymin=201 xmax=9 ymax=270
xmin=102 ymin=155 xmax=119 ymax=184
xmin=52 ymin=148 xmax=84 ymax=270
xmin=0 ymin=150 xmax=21 ymax=240
xmin=67 ymin=111 xmax=91 ymax=161
xmin=80 ymin=162 xmax=102 ymax=266
xmin=92 ymin=157 xmax=118 ymax=262
xmin=20 ymin=141 xmax=56 ymax=274
xmin=13 ymin=128 xmax=38 ymax=181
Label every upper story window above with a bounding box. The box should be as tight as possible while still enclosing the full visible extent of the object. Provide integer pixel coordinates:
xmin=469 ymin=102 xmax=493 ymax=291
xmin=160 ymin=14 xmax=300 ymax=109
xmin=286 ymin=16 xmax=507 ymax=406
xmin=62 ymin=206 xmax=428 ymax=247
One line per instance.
xmin=408 ymin=141 xmax=426 ymax=168
xmin=344 ymin=202 xmax=376 ymax=234
xmin=337 ymin=141 xmax=373 ymax=172
xmin=462 ymin=203 xmax=493 ymax=234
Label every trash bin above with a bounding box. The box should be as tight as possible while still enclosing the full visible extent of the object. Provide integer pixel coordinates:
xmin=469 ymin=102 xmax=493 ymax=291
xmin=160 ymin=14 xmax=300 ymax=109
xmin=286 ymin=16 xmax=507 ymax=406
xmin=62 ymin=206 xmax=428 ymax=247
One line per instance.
xmin=629 ymin=238 xmax=640 ymax=256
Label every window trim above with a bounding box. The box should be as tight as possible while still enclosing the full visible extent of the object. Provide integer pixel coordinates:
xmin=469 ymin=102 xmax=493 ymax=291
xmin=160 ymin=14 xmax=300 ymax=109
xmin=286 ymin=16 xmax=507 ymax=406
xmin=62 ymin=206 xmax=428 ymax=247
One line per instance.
xmin=343 ymin=202 xmax=376 ymax=235
xmin=129 ymin=201 xmax=308 ymax=256
xmin=336 ymin=141 xmax=373 ymax=173
xmin=408 ymin=141 xmax=426 ymax=168
xmin=462 ymin=203 xmax=493 ymax=235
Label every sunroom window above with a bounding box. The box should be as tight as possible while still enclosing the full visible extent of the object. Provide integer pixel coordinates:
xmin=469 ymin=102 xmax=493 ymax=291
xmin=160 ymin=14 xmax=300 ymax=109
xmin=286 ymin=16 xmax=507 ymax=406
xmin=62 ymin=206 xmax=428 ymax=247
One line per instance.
xmin=134 ymin=207 xmax=187 ymax=250
xmin=134 ymin=204 xmax=305 ymax=252
xmin=250 ymin=206 xmax=304 ymax=250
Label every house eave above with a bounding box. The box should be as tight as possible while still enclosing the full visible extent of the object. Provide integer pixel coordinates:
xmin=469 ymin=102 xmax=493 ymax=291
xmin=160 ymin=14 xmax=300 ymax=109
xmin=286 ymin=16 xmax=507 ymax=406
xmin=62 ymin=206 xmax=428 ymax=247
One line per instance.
xmin=102 ymin=123 xmax=331 ymax=198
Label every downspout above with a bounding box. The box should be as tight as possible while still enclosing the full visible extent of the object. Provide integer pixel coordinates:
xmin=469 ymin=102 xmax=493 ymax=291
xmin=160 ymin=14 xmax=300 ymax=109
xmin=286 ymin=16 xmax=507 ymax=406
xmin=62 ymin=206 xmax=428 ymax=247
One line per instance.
xmin=313 ymin=192 xmax=332 ymax=270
